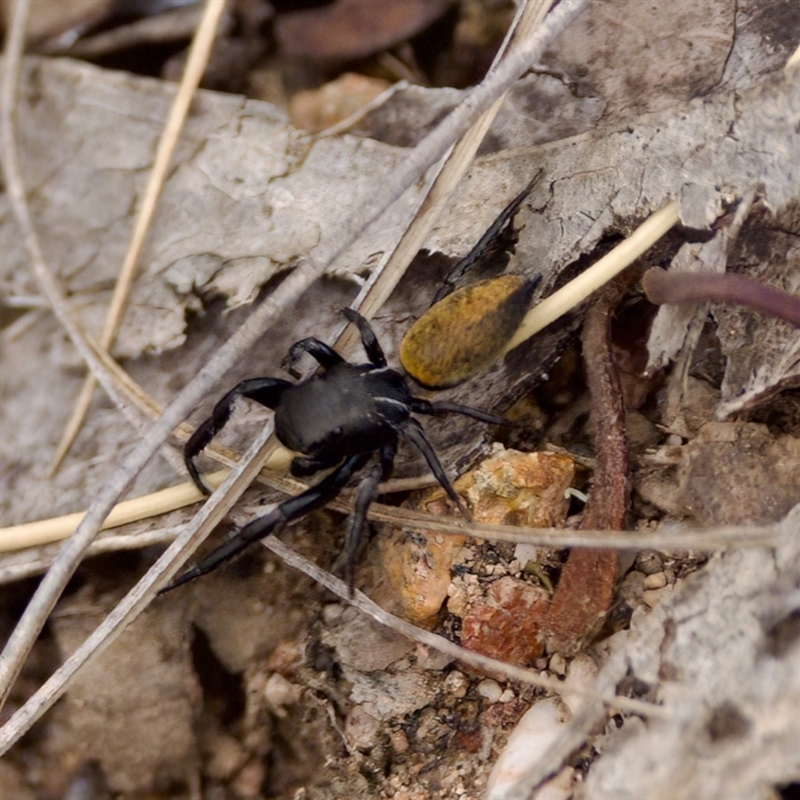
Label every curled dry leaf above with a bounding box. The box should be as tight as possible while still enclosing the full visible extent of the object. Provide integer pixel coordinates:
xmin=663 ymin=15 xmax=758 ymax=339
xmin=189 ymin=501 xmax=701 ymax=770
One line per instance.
xmin=288 ymin=72 xmax=392 ymax=134
xmin=274 ymin=0 xmax=453 ymax=61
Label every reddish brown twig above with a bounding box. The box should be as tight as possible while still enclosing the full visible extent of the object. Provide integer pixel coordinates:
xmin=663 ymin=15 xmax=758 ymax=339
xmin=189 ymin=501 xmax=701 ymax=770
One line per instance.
xmin=541 ymin=280 xmax=630 ymax=656
xmin=642 ymin=268 xmax=800 ymax=327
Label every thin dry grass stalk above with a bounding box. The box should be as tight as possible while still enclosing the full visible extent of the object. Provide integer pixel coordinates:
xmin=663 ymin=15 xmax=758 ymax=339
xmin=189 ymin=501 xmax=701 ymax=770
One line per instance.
xmin=48 ymin=0 xmax=229 ymax=473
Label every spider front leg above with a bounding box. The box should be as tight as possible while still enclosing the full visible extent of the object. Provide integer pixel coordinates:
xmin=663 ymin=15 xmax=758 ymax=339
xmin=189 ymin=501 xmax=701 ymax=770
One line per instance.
xmin=185 ymin=377 xmax=292 ymax=495
xmin=161 ymin=451 xmax=372 ymax=593
xmin=342 ymin=307 xmax=387 ymax=368
xmin=281 ymin=337 xmax=344 ymax=378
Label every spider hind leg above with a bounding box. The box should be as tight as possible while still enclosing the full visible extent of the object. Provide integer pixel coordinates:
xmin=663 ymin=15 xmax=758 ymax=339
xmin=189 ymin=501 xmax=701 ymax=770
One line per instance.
xmin=161 ymin=451 xmax=370 ymax=593
xmin=401 ymin=418 xmax=470 ymax=519
xmin=334 ymin=437 xmax=398 ymax=595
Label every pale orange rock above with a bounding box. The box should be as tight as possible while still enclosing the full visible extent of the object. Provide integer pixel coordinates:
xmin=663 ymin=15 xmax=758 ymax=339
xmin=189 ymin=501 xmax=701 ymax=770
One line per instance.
xmin=366 ymin=494 xmax=467 ymax=629
xmin=456 ymin=448 xmax=575 ymax=527
xmin=365 ymin=447 xmax=575 ymax=630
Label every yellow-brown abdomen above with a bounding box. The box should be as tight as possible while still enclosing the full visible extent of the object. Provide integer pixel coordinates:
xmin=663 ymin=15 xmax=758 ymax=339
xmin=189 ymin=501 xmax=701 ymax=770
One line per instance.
xmin=400 ymin=274 xmax=537 ymax=389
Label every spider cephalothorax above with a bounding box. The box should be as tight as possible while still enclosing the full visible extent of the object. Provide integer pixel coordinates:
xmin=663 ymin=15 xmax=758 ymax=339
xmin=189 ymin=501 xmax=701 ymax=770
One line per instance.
xmin=163 ymin=308 xmax=505 ymax=593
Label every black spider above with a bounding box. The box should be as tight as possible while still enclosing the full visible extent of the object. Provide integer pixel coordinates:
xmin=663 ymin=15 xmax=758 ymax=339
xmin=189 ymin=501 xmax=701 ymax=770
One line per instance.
xmin=162 ymin=308 xmax=505 ymax=594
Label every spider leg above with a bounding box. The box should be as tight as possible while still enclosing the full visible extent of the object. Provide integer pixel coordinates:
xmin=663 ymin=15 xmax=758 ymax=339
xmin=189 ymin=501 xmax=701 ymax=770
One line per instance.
xmin=185 ymin=378 xmax=293 ymax=495
xmin=409 ymin=397 xmax=510 ymax=427
xmin=290 ymin=452 xmax=344 ymax=478
xmin=342 ymin=307 xmax=387 ymax=368
xmin=160 ymin=451 xmax=371 ymax=593
xmin=334 ymin=436 xmax=398 ymax=595
xmin=281 ymin=337 xmax=344 ymax=378
xmin=401 ymin=418 xmax=469 ymax=519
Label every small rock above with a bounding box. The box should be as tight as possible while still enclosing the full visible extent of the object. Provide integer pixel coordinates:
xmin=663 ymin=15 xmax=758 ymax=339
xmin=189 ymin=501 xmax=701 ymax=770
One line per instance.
xmin=265 ymin=639 xmax=302 ymax=672
xmin=346 ymin=705 xmax=383 ymax=751
xmin=232 ymin=759 xmax=265 ymax=800
xmin=499 ymin=689 xmax=516 ymax=703
xmin=461 ymin=576 xmax=549 ymax=666
xmin=204 ymin=731 xmax=248 ymax=781
xmin=562 ymin=653 xmax=599 ymax=715
xmin=457 ymin=448 xmax=576 ymax=528
xmin=477 ymin=679 xmax=503 ymax=702
xmin=415 ymin=644 xmax=454 ymax=671
xmin=325 ymin=613 xmax=413 ymax=672
xmin=444 ymin=670 xmax=470 ymax=699
xmin=446 ymin=581 xmax=468 ymax=617
xmin=263 ymin=673 xmax=302 ymax=718
xmin=486 ymin=697 xmax=570 ymax=799
xmin=549 ymin=653 xmax=568 ymax=676
xmin=390 ymin=729 xmax=409 ymax=754
xmin=634 ymin=549 xmax=665 ymax=575
xmin=322 ymin=603 xmax=344 ymax=624
xmin=642 ymin=589 xmax=664 ymax=608
xmin=367 ymin=502 xmax=468 ymax=628
xmin=617 ymin=570 xmax=646 ymax=608
xmin=643 ymin=571 xmax=667 ymax=590
xmin=514 ymin=543 xmax=538 ymax=566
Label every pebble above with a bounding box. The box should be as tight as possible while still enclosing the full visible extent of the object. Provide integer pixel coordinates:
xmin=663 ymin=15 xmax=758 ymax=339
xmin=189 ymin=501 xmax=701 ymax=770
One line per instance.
xmin=549 ymin=652 xmax=568 ymax=676
xmin=444 ymin=670 xmax=470 ymax=699
xmin=643 ymin=571 xmax=667 ymax=590
xmin=485 ymin=698 xmax=568 ymax=799
xmin=642 ymin=589 xmax=665 ymax=608
xmin=205 ymin=732 xmax=247 ymax=781
xmin=263 ymin=673 xmax=301 ymax=718
xmin=232 ymin=759 xmax=265 ymax=800
xmin=477 ymin=679 xmax=503 ymax=702
xmin=322 ymin=603 xmax=344 ymax=624
xmin=346 ymin=705 xmax=382 ymax=751
xmin=514 ymin=543 xmax=538 ymax=566
xmin=415 ymin=644 xmax=454 ymax=671
xmin=634 ymin=549 xmax=664 ymax=575
xmin=499 ymin=688 xmax=516 ymax=703
xmin=446 ymin=581 xmax=468 ymax=617
xmin=487 ymin=653 xmax=596 ymax=799
xmin=390 ymin=729 xmax=409 ymax=754
xmin=460 ymin=576 xmax=549 ymax=666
